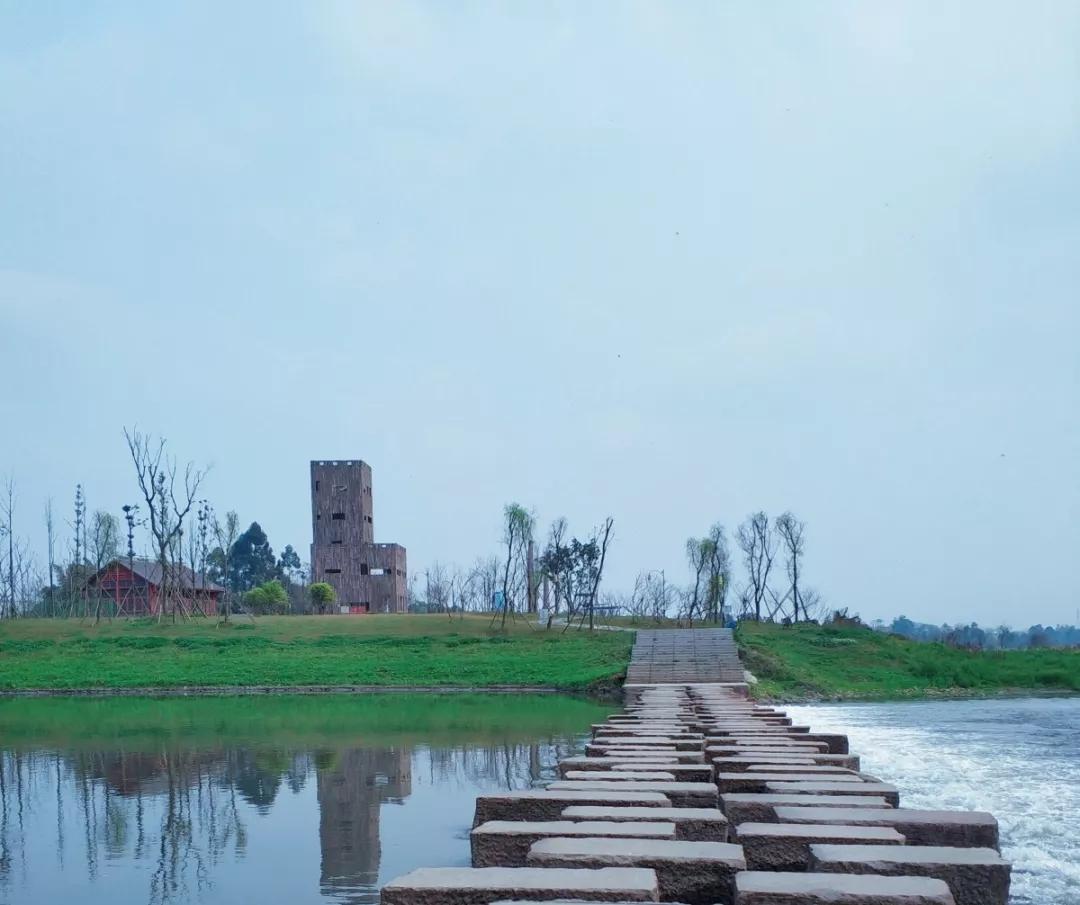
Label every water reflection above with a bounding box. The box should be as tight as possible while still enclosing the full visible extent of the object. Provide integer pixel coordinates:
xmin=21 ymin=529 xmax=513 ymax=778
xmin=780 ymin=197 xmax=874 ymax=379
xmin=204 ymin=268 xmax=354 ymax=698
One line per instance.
xmin=0 ymin=695 xmax=609 ymax=905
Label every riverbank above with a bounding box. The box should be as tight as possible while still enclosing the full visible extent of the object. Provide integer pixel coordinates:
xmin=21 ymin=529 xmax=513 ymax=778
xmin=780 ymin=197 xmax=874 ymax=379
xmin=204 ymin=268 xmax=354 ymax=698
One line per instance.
xmin=0 ymin=615 xmax=633 ymax=693
xmin=738 ymin=620 xmax=1080 ymax=701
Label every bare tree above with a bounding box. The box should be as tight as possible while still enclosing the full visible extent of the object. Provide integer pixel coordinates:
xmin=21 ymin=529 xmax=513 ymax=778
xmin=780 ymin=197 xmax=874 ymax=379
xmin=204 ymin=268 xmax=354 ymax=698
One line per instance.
xmin=800 ymin=586 xmax=825 ymax=622
xmin=683 ymin=537 xmax=710 ymax=624
xmin=212 ymin=510 xmax=240 ymax=622
xmin=1 ymin=475 xmax=15 ymax=618
xmin=498 ymin=503 xmax=534 ymax=628
xmin=88 ymin=511 xmax=120 ymax=625
xmin=44 ymin=498 xmax=57 ymax=617
xmin=775 ymin=511 xmax=806 ymax=621
xmin=125 ymin=428 xmax=209 ymax=622
xmin=734 ymin=512 xmax=777 ymax=622
xmin=583 ymin=518 xmax=614 ymax=631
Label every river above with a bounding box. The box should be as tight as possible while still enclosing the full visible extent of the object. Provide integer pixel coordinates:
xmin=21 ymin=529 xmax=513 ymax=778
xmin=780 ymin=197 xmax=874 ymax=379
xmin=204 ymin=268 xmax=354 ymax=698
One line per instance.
xmin=0 ymin=694 xmax=1075 ymax=905
xmin=787 ymin=696 xmax=1080 ymax=905
xmin=0 ymin=694 xmax=614 ymax=905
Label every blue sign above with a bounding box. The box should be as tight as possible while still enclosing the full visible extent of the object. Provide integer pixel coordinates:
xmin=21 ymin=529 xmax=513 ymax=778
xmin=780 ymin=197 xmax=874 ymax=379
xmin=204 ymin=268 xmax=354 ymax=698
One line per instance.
xmin=492 ymin=591 xmax=505 ymax=611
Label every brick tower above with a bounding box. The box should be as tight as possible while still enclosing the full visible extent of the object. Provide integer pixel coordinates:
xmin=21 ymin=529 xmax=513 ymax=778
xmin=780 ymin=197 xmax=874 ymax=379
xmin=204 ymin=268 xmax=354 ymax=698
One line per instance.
xmin=310 ymin=460 xmax=408 ymax=613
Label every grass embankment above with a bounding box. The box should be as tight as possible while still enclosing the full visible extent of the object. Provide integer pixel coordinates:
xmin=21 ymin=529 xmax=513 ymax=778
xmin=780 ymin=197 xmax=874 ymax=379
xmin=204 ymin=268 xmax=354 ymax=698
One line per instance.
xmin=0 ymin=615 xmax=633 ymax=692
xmin=0 ymin=693 xmax=616 ymax=750
xmin=738 ymin=621 xmax=1080 ymax=701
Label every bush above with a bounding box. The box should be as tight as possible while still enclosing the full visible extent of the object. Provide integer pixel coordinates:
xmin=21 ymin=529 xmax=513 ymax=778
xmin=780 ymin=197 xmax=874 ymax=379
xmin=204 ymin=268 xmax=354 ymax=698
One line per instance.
xmin=245 ymin=580 xmax=290 ymax=615
xmin=309 ymin=582 xmax=337 ymax=613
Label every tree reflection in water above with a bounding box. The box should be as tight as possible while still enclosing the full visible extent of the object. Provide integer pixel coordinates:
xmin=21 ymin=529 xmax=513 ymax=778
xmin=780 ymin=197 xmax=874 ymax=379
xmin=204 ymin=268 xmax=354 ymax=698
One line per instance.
xmin=0 ymin=738 xmax=574 ymax=905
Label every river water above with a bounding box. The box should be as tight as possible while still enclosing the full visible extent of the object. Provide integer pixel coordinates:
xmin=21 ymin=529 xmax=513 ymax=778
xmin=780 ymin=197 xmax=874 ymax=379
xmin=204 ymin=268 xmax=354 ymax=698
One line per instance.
xmin=0 ymin=695 xmax=1075 ymax=905
xmin=0 ymin=694 xmax=614 ymax=905
xmin=787 ymin=696 xmax=1080 ymax=905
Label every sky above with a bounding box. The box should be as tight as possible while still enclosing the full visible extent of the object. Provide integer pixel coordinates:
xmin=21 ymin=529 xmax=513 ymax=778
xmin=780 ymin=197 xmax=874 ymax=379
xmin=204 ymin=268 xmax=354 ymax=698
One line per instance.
xmin=1 ymin=1 xmax=1078 ymax=628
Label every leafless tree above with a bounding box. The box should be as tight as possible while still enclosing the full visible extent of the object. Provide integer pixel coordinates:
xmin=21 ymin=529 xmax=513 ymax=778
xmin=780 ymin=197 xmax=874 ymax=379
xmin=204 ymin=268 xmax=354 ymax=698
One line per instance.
xmin=44 ymin=498 xmax=57 ymax=617
xmin=583 ymin=517 xmax=614 ymax=631
xmin=683 ymin=537 xmax=709 ymax=624
xmin=88 ymin=510 xmax=120 ymax=625
xmin=734 ymin=511 xmax=778 ymax=621
xmin=212 ymin=510 xmax=240 ymax=622
xmin=125 ymin=428 xmax=209 ymax=622
xmin=496 ymin=503 xmax=534 ymax=628
xmin=775 ymin=511 xmax=806 ymax=621
xmin=800 ymin=586 xmax=825 ymax=622
xmin=1 ymin=475 xmax=15 ymax=618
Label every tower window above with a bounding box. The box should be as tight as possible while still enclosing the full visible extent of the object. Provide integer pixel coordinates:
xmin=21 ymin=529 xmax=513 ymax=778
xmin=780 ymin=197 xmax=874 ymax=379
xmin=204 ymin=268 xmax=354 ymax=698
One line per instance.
xmin=325 ymin=568 xmax=341 ymax=574
xmin=332 ymin=513 xmax=345 ymax=520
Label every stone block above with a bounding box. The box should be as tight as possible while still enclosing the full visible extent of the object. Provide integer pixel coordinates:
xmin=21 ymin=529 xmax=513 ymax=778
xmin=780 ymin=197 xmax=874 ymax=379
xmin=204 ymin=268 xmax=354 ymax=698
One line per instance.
xmin=471 ymin=821 xmax=677 ymax=868
xmin=721 ymin=794 xmax=892 ymax=826
xmin=562 ymin=806 xmax=729 ymax=842
xmin=713 ymin=754 xmax=861 ymax=771
xmin=548 ymin=781 xmax=718 ymax=809
xmin=736 ymin=823 xmax=904 ymax=871
xmin=527 ymin=837 xmax=746 ymax=905
xmin=588 ymin=747 xmax=704 ymax=762
xmin=733 ymin=871 xmax=955 ymax=904
xmin=775 ymin=808 xmax=998 ymax=849
xmin=564 ymin=772 xmax=679 ymax=782
xmin=765 ymin=782 xmax=900 ymax=807
xmin=718 ymin=773 xmax=862 ymax=794
xmin=809 ymin=844 xmax=1010 ymax=905
xmin=559 ymin=758 xmax=680 ymax=777
xmin=610 ymin=763 xmax=714 ymax=783
xmin=473 ymin=791 xmax=671 ymax=827
xmin=800 ymin=733 xmax=849 ymax=754
xmin=381 ymin=867 xmax=660 ymax=905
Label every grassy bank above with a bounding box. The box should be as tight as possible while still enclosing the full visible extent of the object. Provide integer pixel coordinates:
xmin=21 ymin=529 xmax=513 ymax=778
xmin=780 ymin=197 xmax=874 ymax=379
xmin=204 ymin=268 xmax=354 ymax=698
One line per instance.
xmin=0 ymin=615 xmax=633 ymax=692
xmin=737 ymin=621 xmax=1080 ymax=700
xmin=0 ymin=692 xmax=616 ymax=750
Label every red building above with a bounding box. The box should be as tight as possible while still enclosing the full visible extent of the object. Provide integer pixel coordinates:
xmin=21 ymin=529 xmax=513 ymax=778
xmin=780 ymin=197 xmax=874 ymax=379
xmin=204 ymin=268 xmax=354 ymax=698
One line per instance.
xmin=82 ymin=558 xmax=225 ymax=617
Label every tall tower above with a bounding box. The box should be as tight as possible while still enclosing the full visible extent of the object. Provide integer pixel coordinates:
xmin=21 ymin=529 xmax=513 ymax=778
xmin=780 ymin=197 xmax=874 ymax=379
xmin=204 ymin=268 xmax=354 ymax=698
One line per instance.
xmin=310 ymin=460 xmax=408 ymax=613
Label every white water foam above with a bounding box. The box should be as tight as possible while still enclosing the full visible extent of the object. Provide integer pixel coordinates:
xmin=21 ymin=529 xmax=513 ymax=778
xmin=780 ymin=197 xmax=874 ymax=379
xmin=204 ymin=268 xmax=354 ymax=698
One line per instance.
xmin=787 ymin=697 xmax=1080 ymax=905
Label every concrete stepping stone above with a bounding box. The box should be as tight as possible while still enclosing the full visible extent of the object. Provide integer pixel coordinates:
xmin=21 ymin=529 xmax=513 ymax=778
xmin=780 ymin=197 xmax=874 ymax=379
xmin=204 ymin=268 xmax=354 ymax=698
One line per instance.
xmin=800 ymin=734 xmax=850 ymax=754
xmin=471 ymin=821 xmax=677 ymax=868
xmin=765 ymin=782 xmax=900 ymax=807
xmin=563 ymin=771 xmax=680 ymax=782
xmin=381 ymin=867 xmax=660 ymax=905
xmin=733 ymin=871 xmax=956 ymax=904
xmin=610 ymin=763 xmax=714 ymax=783
xmin=809 ymin=844 xmax=1010 ymax=905
xmin=559 ymin=757 xmax=681 ymax=776
xmin=712 ymin=754 xmax=860 ymax=771
xmin=718 ymin=772 xmax=862 ymax=794
xmin=721 ymin=794 xmax=892 ymax=826
xmin=775 ymin=808 xmax=999 ymax=849
xmin=526 ymin=838 xmax=746 ymax=905
xmin=562 ymin=806 xmax=729 ymax=842
xmin=592 ymin=739 xmax=704 ymax=751
xmin=736 ymin=823 xmax=904 ymax=871
xmin=548 ymin=781 xmax=719 ymax=809
xmin=474 ymin=791 xmax=671 ymax=826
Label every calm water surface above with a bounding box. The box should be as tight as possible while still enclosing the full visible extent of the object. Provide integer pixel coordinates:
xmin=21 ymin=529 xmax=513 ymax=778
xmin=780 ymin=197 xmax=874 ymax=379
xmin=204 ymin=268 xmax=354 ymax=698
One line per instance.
xmin=788 ymin=697 xmax=1080 ymax=905
xmin=0 ymin=694 xmax=614 ymax=905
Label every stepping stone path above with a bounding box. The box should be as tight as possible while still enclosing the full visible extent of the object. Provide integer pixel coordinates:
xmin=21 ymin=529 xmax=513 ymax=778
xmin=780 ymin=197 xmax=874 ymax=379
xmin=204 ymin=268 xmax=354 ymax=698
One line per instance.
xmin=624 ymin=628 xmax=745 ymax=685
xmin=381 ymin=628 xmax=1012 ymax=905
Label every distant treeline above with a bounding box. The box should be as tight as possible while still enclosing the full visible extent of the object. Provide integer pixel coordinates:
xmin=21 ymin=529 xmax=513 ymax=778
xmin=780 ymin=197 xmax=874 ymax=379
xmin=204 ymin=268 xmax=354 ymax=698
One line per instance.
xmin=873 ymin=616 xmax=1080 ymax=650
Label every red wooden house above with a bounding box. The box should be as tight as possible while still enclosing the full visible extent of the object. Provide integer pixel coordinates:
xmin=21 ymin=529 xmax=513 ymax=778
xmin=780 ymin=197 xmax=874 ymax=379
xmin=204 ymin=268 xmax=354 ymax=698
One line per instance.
xmin=82 ymin=558 xmax=225 ymax=617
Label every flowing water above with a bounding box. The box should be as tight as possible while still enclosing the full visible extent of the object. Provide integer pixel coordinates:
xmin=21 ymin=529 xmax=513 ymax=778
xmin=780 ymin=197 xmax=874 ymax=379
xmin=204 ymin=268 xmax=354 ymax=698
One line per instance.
xmin=0 ymin=694 xmax=614 ymax=905
xmin=1 ymin=694 xmax=1075 ymax=905
xmin=787 ymin=696 xmax=1080 ymax=905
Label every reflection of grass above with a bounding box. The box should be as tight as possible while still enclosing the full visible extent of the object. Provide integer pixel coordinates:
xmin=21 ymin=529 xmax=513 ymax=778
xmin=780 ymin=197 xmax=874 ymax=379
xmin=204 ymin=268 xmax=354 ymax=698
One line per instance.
xmin=738 ymin=622 xmax=1080 ymax=700
xmin=0 ymin=616 xmax=633 ymax=690
xmin=0 ymin=693 xmax=618 ymax=750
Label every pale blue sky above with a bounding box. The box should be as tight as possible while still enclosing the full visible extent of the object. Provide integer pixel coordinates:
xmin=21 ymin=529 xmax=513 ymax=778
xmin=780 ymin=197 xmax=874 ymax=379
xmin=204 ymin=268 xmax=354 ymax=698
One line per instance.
xmin=2 ymin=1 xmax=1077 ymax=626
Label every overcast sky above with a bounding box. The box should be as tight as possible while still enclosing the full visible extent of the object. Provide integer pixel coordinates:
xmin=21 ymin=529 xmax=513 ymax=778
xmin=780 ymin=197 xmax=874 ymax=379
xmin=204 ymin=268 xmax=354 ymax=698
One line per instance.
xmin=2 ymin=1 xmax=1077 ymax=627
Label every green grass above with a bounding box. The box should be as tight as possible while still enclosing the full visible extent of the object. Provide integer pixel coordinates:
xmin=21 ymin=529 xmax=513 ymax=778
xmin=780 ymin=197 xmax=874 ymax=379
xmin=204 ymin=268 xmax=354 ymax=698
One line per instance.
xmin=737 ymin=621 xmax=1080 ymax=700
xmin=0 ymin=615 xmax=634 ymax=691
xmin=0 ymin=693 xmax=616 ymax=750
